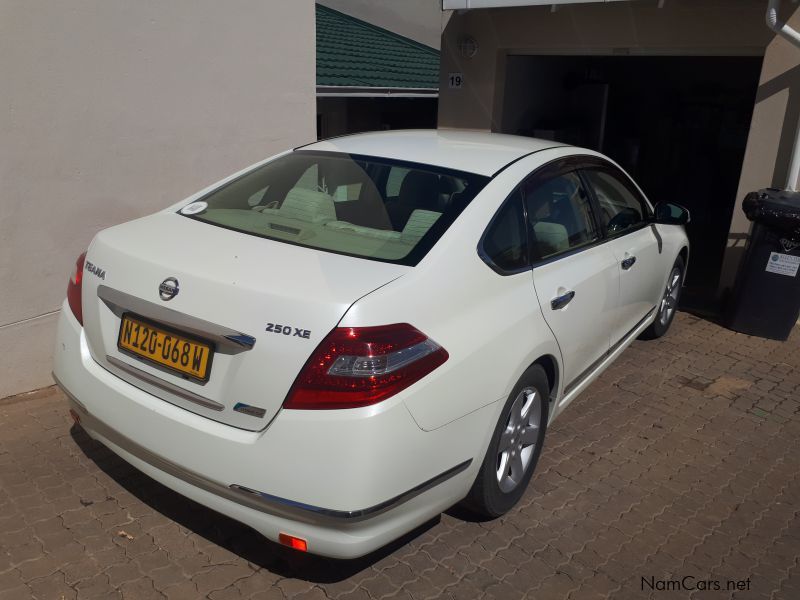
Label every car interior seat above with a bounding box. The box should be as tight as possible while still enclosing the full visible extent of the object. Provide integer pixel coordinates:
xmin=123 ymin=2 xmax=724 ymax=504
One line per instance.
xmin=388 ymin=171 xmax=441 ymax=230
xmin=260 ymin=188 xmax=337 ymax=223
xmin=527 ymin=177 xmax=583 ymax=257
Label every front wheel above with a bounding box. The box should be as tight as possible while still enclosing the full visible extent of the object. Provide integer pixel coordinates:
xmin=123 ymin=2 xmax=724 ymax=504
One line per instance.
xmin=641 ymin=255 xmax=685 ymax=340
xmin=461 ymin=364 xmax=549 ymax=518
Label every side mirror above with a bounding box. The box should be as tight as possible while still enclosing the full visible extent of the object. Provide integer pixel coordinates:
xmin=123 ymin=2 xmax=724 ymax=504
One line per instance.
xmin=653 ymin=202 xmax=690 ymax=226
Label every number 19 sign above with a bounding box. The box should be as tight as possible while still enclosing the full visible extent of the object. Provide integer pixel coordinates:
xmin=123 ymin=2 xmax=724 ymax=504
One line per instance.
xmin=448 ymin=72 xmax=464 ymax=89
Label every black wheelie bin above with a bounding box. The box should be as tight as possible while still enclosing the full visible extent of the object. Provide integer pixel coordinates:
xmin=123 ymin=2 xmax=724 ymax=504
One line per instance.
xmin=725 ymin=188 xmax=800 ymax=341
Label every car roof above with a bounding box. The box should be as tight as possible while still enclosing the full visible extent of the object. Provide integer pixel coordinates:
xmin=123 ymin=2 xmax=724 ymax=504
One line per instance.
xmin=300 ymin=129 xmax=566 ymax=177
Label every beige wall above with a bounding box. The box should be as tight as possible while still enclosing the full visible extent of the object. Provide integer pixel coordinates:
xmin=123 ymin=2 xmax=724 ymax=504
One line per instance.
xmin=0 ymin=0 xmax=316 ymax=398
xmin=318 ymin=0 xmax=446 ymax=49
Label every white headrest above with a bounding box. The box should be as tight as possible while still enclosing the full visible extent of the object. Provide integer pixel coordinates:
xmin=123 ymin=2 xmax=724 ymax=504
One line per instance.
xmin=279 ymin=188 xmax=336 ymax=223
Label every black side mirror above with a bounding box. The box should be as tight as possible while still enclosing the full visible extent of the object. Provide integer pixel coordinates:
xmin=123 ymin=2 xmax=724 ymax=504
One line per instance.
xmin=653 ymin=202 xmax=691 ymax=226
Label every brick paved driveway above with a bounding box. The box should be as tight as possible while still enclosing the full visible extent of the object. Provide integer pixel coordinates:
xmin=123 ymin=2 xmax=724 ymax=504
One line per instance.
xmin=1 ymin=313 xmax=799 ymax=599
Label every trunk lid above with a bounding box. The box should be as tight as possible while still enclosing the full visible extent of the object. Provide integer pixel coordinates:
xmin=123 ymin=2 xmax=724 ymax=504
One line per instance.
xmin=81 ymin=212 xmax=408 ymax=431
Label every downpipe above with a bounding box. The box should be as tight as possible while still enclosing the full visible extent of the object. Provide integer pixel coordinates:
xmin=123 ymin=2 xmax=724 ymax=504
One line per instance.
xmin=767 ymin=0 xmax=800 ymax=191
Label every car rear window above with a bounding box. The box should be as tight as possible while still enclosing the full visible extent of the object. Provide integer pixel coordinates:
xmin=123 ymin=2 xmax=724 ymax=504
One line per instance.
xmin=182 ymin=151 xmax=489 ymax=266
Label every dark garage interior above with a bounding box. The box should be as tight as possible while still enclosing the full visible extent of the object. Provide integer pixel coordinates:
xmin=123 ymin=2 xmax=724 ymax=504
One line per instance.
xmin=501 ymin=55 xmax=763 ymax=307
xmin=317 ymin=96 xmax=439 ymax=139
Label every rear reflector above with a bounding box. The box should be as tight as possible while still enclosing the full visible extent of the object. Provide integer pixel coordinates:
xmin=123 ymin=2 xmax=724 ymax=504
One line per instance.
xmin=69 ymin=409 xmax=81 ymax=425
xmin=66 ymin=252 xmax=87 ymax=325
xmin=283 ymin=323 xmax=448 ymax=410
xmin=278 ymin=533 xmax=308 ymax=552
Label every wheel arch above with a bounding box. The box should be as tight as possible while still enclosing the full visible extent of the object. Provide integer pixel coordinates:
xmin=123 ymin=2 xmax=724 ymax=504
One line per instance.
xmin=678 ymin=245 xmax=689 ymax=266
xmin=531 ymin=354 xmax=560 ymax=403
xmin=678 ymin=245 xmax=690 ymax=282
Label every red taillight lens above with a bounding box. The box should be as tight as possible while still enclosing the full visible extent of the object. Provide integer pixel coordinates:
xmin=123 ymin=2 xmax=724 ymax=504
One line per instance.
xmin=66 ymin=252 xmax=87 ymax=325
xmin=284 ymin=323 xmax=448 ymax=410
xmin=278 ymin=533 xmax=308 ymax=552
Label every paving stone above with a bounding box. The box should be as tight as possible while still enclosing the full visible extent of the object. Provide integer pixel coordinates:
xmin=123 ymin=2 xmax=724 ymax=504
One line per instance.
xmin=117 ymin=576 xmax=163 ymax=599
xmin=0 ymin=571 xmax=23 ymax=593
xmin=73 ymin=573 xmax=119 ymax=599
xmin=105 ymin=561 xmax=146 ymax=587
xmin=0 ymin=585 xmax=32 ymax=600
xmin=192 ymin=563 xmax=254 ymax=596
xmin=162 ymin=580 xmax=202 ymax=600
xmin=27 ymin=571 xmax=77 ymax=600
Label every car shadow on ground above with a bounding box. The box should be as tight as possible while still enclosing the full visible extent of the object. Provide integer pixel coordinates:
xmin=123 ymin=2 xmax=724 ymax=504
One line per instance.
xmin=69 ymin=424 xmax=440 ymax=582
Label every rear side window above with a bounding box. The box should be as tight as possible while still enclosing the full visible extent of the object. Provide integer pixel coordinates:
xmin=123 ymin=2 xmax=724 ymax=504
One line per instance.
xmin=482 ymin=191 xmax=528 ymax=272
xmin=523 ymin=172 xmax=599 ymax=260
xmin=183 ymin=151 xmax=489 ymax=266
xmin=582 ymin=169 xmax=647 ymax=235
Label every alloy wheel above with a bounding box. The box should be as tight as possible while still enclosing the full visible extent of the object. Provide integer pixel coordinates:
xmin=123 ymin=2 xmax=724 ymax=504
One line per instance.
xmin=496 ymin=387 xmax=541 ymax=493
xmin=659 ymin=267 xmax=682 ymax=325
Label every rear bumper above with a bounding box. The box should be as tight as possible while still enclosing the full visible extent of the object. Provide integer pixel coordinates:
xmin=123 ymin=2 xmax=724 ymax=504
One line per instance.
xmin=53 ymin=303 xmax=492 ymax=558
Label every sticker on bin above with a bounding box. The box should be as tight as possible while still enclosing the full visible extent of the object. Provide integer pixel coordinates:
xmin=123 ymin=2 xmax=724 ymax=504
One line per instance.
xmin=765 ymin=252 xmax=800 ymax=277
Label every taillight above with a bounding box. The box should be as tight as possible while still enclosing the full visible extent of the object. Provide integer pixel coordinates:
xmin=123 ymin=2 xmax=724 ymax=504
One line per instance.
xmin=278 ymin=533 xmax=308 ymax=552
xmin=284 ymin=323 xmax=448 ymax=410
xmin=66 ymin=252 xmax=87 ymax=325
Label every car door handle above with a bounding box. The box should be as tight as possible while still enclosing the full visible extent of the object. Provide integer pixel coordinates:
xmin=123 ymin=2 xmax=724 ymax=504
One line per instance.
xmin=621 ymin=256 xmax=637 ymax=270
xmin=550 ymin=290 xmax=575 ymax=310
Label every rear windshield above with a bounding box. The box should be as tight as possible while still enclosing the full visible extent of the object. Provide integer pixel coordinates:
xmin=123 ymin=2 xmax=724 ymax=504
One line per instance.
xmin=181 ymin=150 xmax=490 ymax=266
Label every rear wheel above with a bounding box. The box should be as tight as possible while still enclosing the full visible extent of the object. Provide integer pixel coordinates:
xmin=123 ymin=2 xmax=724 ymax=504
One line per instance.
xmin=641 ymin=255 xmax=684 ymax=340
xmin=462 ymin=364 xmax=549 ymax=518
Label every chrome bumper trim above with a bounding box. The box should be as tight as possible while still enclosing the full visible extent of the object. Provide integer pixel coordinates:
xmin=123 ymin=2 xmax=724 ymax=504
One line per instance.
xmin=229 ymin=458 xmax=472 ymax=522
xmin=106 ymin=355 xmax=225 ymax=411
xmin=54 ymin=376 xmax=471 ymax=524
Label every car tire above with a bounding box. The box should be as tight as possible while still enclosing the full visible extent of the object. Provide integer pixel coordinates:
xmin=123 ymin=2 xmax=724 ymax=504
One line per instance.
xmin=640 ymin=255 xmax=685 ymax=340
xmin=461 ymin=364 xmax=549 ymax=519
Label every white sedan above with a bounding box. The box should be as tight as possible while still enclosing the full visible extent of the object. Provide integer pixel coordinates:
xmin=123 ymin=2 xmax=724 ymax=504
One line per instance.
xmin=53 ymin=130 xmax=689 ymax=558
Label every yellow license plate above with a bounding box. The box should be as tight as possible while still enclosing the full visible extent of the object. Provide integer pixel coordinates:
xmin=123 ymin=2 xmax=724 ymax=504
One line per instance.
xmin=117 ymin=313 xmax=214 ymax=381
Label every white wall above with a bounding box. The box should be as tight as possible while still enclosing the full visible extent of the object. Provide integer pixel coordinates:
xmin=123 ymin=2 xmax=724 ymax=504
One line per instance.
xmin=318 ymin=0 xmax=445 ymax=49
xmin=0 ymin=0 xmax=316 ymax=398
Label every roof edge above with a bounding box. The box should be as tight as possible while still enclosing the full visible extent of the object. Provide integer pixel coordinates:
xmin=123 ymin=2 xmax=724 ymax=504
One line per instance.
xmin=317 ymin=85 xmax=438 ymax=97
xmin=316 ymin=4 xmax=440 ymax=55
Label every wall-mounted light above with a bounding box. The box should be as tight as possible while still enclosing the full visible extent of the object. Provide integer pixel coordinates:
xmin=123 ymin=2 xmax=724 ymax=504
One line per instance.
xmin=457 ymin=35 xmax=479 ymax=59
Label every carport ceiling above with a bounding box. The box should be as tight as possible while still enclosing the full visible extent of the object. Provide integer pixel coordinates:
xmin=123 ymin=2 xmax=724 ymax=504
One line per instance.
xmin=443 ymin=0 xmax=631 ymax=8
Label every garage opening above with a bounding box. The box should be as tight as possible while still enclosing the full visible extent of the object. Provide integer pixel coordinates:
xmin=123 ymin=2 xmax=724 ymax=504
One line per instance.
xmin=317 ymin=97 xmax=438 ymax=139
xmin=500 ymin=55 xmax=763 ymax=307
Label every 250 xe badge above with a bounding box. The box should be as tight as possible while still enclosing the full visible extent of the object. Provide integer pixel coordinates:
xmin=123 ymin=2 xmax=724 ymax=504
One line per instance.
xmin=265 ymin=322 xmax=311 ymax=339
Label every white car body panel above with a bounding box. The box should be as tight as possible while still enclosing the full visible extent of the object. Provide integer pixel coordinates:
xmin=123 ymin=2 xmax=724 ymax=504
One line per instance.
xmin=607 ymin=226 xmax=666 ymax=342
xmin=532 ymin=244 xmax=619 ymax=386
xmin=307 ymin=129 xmax=558 ymax=177
xmin=53 ymin=131 xmax=689 ymax=558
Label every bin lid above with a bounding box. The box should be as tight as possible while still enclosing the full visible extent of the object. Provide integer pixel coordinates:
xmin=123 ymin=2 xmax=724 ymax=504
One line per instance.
xmin=742 ymin=188 xmax=800 ymax=240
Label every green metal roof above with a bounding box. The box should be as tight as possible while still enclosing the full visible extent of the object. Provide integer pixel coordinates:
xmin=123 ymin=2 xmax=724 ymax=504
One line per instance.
xmin=316 ymin=4 xmax=440 ymax=89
